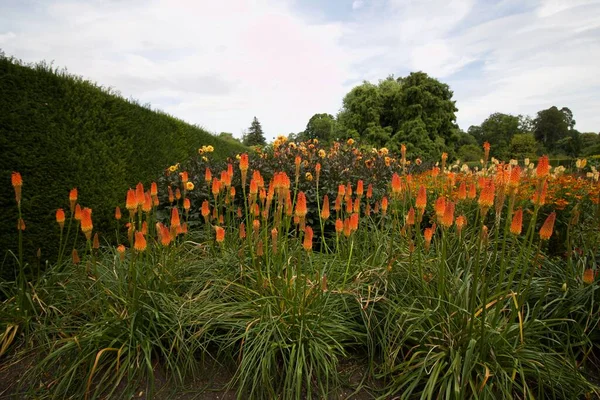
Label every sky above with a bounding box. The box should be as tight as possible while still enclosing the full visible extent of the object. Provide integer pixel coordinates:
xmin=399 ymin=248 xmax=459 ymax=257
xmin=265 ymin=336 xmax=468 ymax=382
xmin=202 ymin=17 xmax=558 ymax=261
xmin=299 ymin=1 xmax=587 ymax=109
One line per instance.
xmin=1 ymin=0 xmax=599 ymax=140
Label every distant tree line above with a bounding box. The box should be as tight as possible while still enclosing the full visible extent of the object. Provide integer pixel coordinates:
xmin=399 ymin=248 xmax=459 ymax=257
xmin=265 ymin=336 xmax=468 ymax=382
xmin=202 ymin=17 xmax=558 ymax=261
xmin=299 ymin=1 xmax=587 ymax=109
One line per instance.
xmin=284 ymin=72 xmax=599 ymax=160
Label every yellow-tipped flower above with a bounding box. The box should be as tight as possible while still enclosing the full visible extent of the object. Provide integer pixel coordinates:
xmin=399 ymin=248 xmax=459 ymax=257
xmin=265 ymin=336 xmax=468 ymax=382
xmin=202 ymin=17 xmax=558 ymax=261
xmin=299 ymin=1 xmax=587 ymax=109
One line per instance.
xmin=11 ymin=172 xmax=22 ymax=204
xmin=56 ymin=208 xmax=65 ymax=229
xmin=134 ymin=231 xmax=147 ymax=252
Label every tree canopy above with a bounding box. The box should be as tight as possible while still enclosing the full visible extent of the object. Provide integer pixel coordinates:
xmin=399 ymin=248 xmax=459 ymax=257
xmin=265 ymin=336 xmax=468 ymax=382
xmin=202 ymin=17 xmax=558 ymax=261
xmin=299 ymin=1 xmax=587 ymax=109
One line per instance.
xmin=243 ymin=116 xmax=266 ymax=146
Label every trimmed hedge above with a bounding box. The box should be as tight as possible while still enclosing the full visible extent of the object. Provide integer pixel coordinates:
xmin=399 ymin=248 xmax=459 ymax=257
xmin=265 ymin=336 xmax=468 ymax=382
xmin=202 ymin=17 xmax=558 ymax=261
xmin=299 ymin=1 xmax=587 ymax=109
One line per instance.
xmin=0 ymin=54 xmax=246 ymax=274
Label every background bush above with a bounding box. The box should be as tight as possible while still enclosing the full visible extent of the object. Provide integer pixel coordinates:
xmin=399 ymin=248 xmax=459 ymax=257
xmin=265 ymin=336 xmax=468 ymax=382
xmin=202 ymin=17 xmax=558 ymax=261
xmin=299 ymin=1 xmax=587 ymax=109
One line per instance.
xmin=0 ymin=54 xmax=247 ymax=274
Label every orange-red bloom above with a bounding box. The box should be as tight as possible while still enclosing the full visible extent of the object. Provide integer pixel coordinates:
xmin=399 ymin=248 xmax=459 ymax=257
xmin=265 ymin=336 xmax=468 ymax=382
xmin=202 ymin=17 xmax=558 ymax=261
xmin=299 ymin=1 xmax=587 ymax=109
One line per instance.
xmin=150 ymin=182 xmax=158 ymax=197
xmin=321 ymin=195 xmax=330 ymax=220
xmin=74 ymin=204 xmax=82 ymax=221
xmin=80 ymin=207 xmax=93 ymax=239
xmin=435 ymin=197 xmax=446 ymax=220
xmin=126 ymin=189 xmax=137 ymax=211
xmin=56 ymin=208 xmax=65 ymax=229
xmin=381 ymin=197 xmax=388 ymax=215
xmin=335 ymin=219 xmax=343 ymax=233
xmin=366 ymin=184 xmax=373 ymax=199
xmin=171 ymin=207 xmax=181 ymax=228
xmin=93 ymin=233 xmax=100 ymax=249
xmin=415 ymin=186 xmax=427 ymax=210
xmin=457 ymin=182 xmax=467 ymax=200
xmin=201 ymin=200 xmax=210 ymax=220
xmin=511 ymin=208 xmax=523 ymax=235
xmin=115 ymin=206 xmax=122 ymax=220
xmin=536 ymin=155 xmax=550 ymax=178
xmin=17 ymin=218 xmax=25 ymax=231
xmin=69 ymin=188 xmax=78 ymax=211
xmin=11 ymin=172 xmax=22 ymax=203
xmin=134 ymin=231 xmax=147 ymax=252
xmin=406 ymin=207 xmax=415 ymax=225
xmin=117 ymin=244 xmax=126 ymax=260
xmin=441 ymin=201 xmax=455 ymax=229
xmin=391 ymin=173 xmax=402 ymax=196
xmin=455 ymin=215 xmax=466 ymax=233
xmin=205 ymin=167 xmax=212 ymax=183
xmin=356 ymin=180 xmax=364 ymax=197
xmin=142 ymin=193 xmax=152 ymax=213
xmin=583 ymin=269 xmax=595 ymax=284
xmin=135 ymin=182 xmax=145 ymax=207
xmin=539 ymin=212 xmax=556 ymax=240
xmin=295 ymin=192 xmax=307 ymax=218
xmin=424 ymin=227 xmax=434 ymax=250
xmin=183 ymin=198 xmax=191 ymax=212
xmin=215 ymin=226 xmax=225 ymax=243
xmin=303 ymin=226 xmax=313 ymax=251
xmin=212 ymin=178 xmax=221 ymax=196
xmin=168 ymin=186 xmax=174 ymax=203
xmin=180 ymin=171 xmax=189 ymax=183
xmin=478 ymin=179 xmax=495 ymax=212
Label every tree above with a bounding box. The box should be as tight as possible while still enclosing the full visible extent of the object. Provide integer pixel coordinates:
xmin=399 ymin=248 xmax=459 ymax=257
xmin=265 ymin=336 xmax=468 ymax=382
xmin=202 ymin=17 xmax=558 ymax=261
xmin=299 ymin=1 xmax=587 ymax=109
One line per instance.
xmin=580 ymin=132 xmax=600 ymax=156
xmin=336 ymin=72 xmax=458 ymax=157
xmin=468 ymin=113 xmax=522 ymax=160
xmin=509 ymin=133 xmax=538 ymax=160
xmin=243 ymin=117 xmax=266 ymax=146
xmin=218 ymin=132 xmax=241 ymax=143
xmin=302 ymin=113 xmax=335 ymax=142
xmin=533 ymin=106 xmax=572 ymax=153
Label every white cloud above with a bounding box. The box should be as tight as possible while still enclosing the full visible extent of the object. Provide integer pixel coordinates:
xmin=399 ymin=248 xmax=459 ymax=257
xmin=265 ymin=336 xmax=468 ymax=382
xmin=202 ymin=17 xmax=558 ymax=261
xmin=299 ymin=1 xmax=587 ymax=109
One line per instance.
xmin=0 ymin=0 xmax=599 ymax=138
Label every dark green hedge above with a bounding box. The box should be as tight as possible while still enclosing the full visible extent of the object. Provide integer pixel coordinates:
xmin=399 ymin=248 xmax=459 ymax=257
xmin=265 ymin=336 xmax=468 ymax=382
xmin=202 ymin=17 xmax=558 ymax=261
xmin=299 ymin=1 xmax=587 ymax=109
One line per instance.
xmin=0 ymin=54 xmax=246 ymax=274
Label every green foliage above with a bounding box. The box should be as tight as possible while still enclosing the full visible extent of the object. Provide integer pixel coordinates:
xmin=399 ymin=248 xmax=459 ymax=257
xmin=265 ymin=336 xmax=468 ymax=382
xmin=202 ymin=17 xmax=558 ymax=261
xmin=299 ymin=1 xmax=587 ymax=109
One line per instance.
xmin=300 ymin=113 xmax=336 ymax=143
xmin=534 ymin=106 xmax=581 ymax=155
xmin=242 ymin=117 xmax=266 ymax=146
xmin=468 ymin=113 xmax=523 ymax=160
xmin=0 ymin=55 xmax=247 ymax=273
xmin=509 ymin=133 xmax=538 ymax=160
xmin=457 ymin=144 xmax=483 ymax=162
xmin=336 ymin=72 xmax=458 ymax=158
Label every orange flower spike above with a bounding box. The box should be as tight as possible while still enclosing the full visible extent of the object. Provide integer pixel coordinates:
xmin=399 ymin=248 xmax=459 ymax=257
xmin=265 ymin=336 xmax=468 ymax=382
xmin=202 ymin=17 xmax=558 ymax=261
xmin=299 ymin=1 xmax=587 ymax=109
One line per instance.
xmin=239 ymin=222 xmax=246 ymax=239
xmin=583 ymin=269 xmax=595 ymax=285
xmin=381 ymin=196 xmax=389 ymax=215
xmin=115 ymin=206 xmax=122 ymax=220
xmin=510 ymin=208 xmax=523 ymax=235
xmin=150 ymin=182 xmax=158 ymax=197
xmin=135 ymin=182 xmax=145 ymax=206
xmin=321 ymin=195 xmax=330 ymax=220
xmin=345 ymin=182 xmax=353 ymax=200
xmin=415 ymin=186 xmax=427 ymax=211
xmin=72 ymin=249 xmax=80 ymax=264
xmin=215 ymin=226 xmax=225 ymax=243
xmin=509 ymin=166 xmax=521 ymax=189
xmin=334 ymin=196 xmax=341 ymax=212
xmin=315 ymin=163 xmax=321 ymax=181
xmin=11 ymin=172 xmax=22 ymax=204
xmin=249 ymin=178 xmax=258 ymax=195
xmin=467 ymin=183 xmax=476 ymax=199
xmin=343 ymin=219 xmax=352 ymax=237
xmin=239 ymin=153 xmax=249 ymax=184
xmin=353 ymin=198 xmax=360 ymax=214
xmin=205 ymin=167 xmax=212 ymax=183
xmin=17 ymin=218 xmax=26 ymax=231
xmin=356 ymin=180 xmax=364 ymax=197
xmin=56 ymin=209 xmax=66 ymax=229
xmin=80 ymin=207 xmax=93 ymax=239
xmin=335 ymin=219 xmax=344 ymax=234
xmin=175 ymin=188 xmax=182 ymax=200
xmin=126 ymin=189 xmax=137 ymax=212
xmin=117 ymin=244 xmax=126 ymax=259
xmin=168 ymin=186 xmax=174 ymax=203
xmin=161 ymin=224 xmax=172 ymax=246
xmin=295 ymin=191 xmax=308 ymax=218
xmin=227 ymin=163 xmax=234 ymax=180
xmin=183 ymin=198 xmax=191 ymax=212
xmin=536 ymin=155 xmax=550 ymax=179
xmin=252 ymin=219 xmax=260 ymax=234
xmin=134 ymin=231 xmax=147 ymax=252
xmin=478 ymin=180 xmax=495 ymax=212
xmin=366 ymin=183 xmax=373 ymax=199
xmin=212 ymin=177 xmax=221 ymax=197
xmin=303 ymin=226 xmax=314 ymax=251
xmin=180 ymin=171 xmax=189 ymax=183
xmin=539 ymin=212 xmax=556 ymax=241
xmin=441 ymin=201 xmax=455 ymax=229
xmin=142 ymin=193 xmax=152 ymax=213
xmin=391 ymin=173 xmax=402 ymax=196
xmin=171 ymin=207 xmax=181 ymax=228
xmin=434 ymin=197 xmax=446 ymax=219
xmin=93 ymin=233 xmax=100 ymax=250
xmin=350 ymin=213 xmax=359 ymax=231
xmin=406 ymin=207 xmax=415 ymax=225
xmin=74 ymin=204 xmax=82 ymax=221
xmin=424 ymin=227 xmax=434 ymax=250
xmin=201 ymin=200 xmax=210 ymax=220
xmin=345 ymin=196 xmax=353 ymax=213
xmin=532 ymin=180 xmax=548 ymax=206
xmin=483 ymin=141 xmax=491 ymax=161
xmin=455 ymin=215 xmax=466 ymax=234
xmin=69 ymin=188 xmax=78 ymax=211
xmin=338 ymin=184 xmax=346 ymax=198
xmin=295 ymin=155 xmax=301 ymax=170
xmin=457 ymin=182 xmax=467 ymax=200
